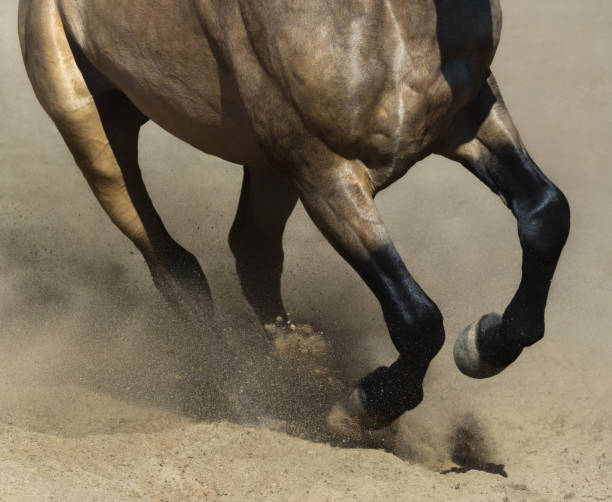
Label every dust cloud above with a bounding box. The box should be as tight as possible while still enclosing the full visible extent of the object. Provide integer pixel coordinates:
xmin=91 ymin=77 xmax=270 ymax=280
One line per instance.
xmin=1 ymin=0 xmax=611 ymax=500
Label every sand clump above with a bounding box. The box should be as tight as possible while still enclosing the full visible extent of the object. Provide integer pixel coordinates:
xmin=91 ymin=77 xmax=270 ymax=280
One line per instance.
xmin=266 ymin=321 xmax=329 ymax=368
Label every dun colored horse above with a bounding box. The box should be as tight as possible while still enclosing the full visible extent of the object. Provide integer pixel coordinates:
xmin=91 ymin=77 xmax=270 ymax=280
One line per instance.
xmin=18 ymin=0 xmax=569 ymax=431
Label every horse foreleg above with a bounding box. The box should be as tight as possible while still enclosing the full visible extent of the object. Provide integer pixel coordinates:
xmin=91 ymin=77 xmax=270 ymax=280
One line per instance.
xmin=293 ymin=158 xmax=445 ymax=432
xmin=438 ymin=73 xmax=570 ymax=378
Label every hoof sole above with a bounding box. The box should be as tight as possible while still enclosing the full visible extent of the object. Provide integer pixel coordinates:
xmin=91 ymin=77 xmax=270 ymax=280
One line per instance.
xmin=454 ymin=312 xmax=507 ymax=379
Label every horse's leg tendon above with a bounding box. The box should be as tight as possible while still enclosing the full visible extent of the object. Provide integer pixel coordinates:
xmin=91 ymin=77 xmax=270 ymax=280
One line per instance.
xmin=229 ymin=166 xmax=298 ymax=325
xmin=439 ymin=73 xmax=570 ymax=378
xmin=294 ymin=158 xmax=445 ymax=430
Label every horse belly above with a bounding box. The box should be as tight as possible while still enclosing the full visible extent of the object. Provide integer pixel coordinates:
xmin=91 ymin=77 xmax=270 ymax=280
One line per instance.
xmin=57 ymin=0 xmax=266 ymax=168
xmin=121 ymin=72 xmax=266 ymax=169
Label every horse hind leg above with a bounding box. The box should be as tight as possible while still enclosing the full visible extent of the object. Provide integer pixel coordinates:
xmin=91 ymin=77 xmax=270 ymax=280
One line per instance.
xmin=228 ymin=166 xmax=298 ymax=325
xmin=438 ymin=73 xmax=570 ymax=378
xmin=88 ymin=91 xmax=214 ymax=324
xmin=228 ymin=166 xmax=336 ymax=374
xmin=19 ymin=2 xmax=213 ymax=324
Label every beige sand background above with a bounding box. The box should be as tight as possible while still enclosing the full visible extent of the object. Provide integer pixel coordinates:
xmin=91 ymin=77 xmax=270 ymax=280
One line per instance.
xmin=1 ymin=1 xmax=611 ymax=500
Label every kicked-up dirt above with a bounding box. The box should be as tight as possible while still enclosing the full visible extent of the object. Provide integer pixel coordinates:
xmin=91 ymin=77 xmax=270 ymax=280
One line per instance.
xmin=1 ymin=1 xmax=611 ymax=500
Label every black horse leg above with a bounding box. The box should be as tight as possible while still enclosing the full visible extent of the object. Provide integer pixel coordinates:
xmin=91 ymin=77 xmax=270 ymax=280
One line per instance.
xmin=439 ymin=73 xmax=570 ymax=377
xmin=229 ymin=166 xmax=299 ymax=325
xmin=294 ymin=158 xmax=445 ymax=429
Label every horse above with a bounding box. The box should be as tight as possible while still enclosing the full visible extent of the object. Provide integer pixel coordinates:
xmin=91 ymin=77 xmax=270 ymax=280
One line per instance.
xmin=18 ymin=0 xmax=570 ymax=432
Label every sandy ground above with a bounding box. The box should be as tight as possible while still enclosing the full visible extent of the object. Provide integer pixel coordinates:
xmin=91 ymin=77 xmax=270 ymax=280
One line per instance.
xmin=1 ymin=1 xmax=611 ymax=500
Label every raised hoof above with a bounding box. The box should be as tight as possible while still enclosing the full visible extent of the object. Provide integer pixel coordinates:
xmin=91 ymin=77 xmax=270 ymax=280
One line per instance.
xmin=454 ymin=312 xmax=508 ymax=379
xmin=327 ymin=387 xmax=392 ymax=439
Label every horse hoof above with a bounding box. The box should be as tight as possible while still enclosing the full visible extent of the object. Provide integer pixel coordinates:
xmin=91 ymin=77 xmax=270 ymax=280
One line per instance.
xmin=454 ymin=312 xmax=508 ymax=379
xmin=327 ymin=387 xmax=391 ymax=439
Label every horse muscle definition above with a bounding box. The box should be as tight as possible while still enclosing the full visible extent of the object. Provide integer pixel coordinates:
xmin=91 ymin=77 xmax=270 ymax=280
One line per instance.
xmin=18 ymin=0 xmax=569 ymax=431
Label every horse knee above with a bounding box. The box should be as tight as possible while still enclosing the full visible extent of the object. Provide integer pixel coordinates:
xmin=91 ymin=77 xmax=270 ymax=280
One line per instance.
xmin=516 ymin=185 xmax=570 ymax=261
xmin=147 ymin=244 xmax=213 ymax=317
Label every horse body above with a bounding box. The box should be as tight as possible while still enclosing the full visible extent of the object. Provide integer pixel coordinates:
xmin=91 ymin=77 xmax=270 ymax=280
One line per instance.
xmin=18 ymin=0 xmax=568 ymax=432
xmin=54 ymin=0 xmax=500 ymax=175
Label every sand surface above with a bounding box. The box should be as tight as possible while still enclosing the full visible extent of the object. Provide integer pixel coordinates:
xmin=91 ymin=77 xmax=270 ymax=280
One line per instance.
xmin=1 ymin=1 xmax=611 ymax=500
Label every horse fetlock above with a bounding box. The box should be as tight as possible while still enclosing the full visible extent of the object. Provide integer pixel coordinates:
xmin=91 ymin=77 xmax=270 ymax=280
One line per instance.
xmin=500 ymin=300 xmax=546 ymax=348
xmin=506 ymin=320 xmax=544 ymax=348
xmin=358 ymin=362 xmax=427 ymax=426
xmin=391 ymin=306 xmax=445 ymax=363
xmin=328 ymin=361 xmax=426 ymax=436
xmin=232 ymin=243 xmax=286 ymax=323
xmin=419 ymin=308 xmax=446 ymax=360
xmin=147 ymin=247 xmax=213 ymax=320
